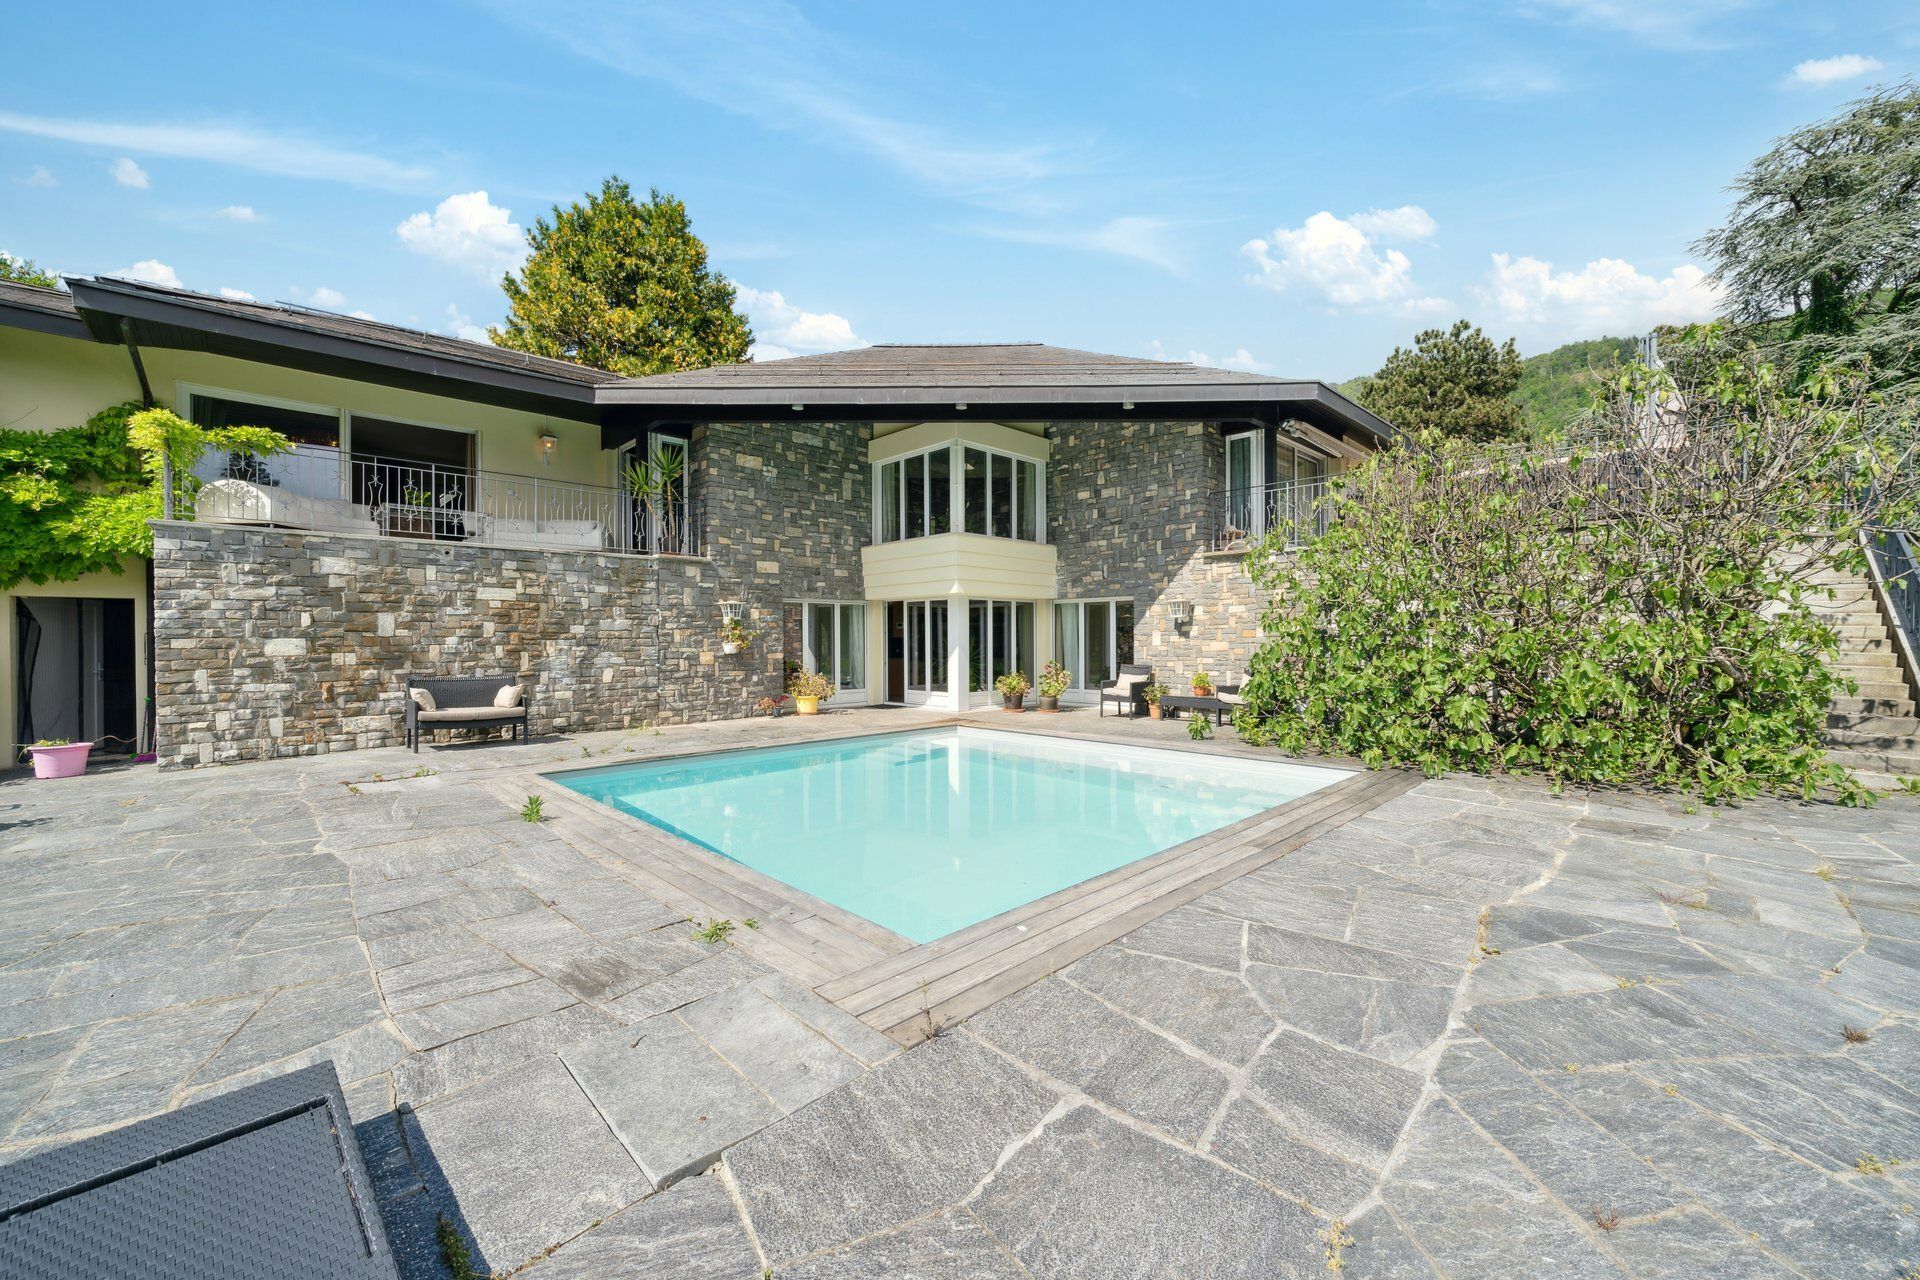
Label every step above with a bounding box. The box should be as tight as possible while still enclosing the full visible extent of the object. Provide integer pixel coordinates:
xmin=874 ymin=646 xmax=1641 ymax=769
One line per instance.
xmin=1827 ymin=746 xmax=1920 ymax=778
xmin=1827 ymin=709 xmax=1920 ymax=734
xmin=1838 ymin=680 xmax=1916 ymax=703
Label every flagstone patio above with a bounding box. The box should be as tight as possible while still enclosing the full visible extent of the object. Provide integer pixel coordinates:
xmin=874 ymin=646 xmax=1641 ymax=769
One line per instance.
xmin=2 ymin=710 xmax=1917 ymax=1278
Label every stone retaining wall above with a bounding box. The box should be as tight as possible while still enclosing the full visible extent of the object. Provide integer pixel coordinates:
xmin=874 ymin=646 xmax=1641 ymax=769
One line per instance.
xmin=151 ymin=522 xmax=780 ymax=769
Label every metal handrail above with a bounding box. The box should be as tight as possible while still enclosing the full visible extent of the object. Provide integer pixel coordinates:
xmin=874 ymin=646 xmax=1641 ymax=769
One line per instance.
xmin=192 ymin=443 xmax=700 ymax=556
xmin=1208 ymin=478 xmax=1332 ymax=550
xmin=1865 ymin=524 xmax=1920 ymax=699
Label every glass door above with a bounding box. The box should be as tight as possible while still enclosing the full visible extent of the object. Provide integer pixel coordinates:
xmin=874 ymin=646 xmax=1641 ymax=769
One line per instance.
xmin=1224 ymin=429 xmax=1265 ymax=540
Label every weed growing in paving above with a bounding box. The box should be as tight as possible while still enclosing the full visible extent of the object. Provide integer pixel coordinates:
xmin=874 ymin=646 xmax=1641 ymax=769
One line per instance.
xmin=1843 ymin=1024 xmax=1873 ymax=1044
xmin=1321 ymin=1219 xmax=1354 ymax=1271
xmin=1590 ymin=1206 xmax=1622 ymax=1232
xmin=693 ymin=918 xmax=735 ymax=944
xmin=436 ymin=1214 xmax=479 ymax=1280
xmin=520 ymin=795 xmax=545 ymax=822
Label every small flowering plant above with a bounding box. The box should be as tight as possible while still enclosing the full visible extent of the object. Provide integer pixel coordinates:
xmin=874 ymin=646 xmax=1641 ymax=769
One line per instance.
xmin=719 ymin=617 xmax=756 ymax=650
xmin=994 ymin=670 xmax=1032 ymax=699
xmin=1191 ymin=670 xmax=1215 ymax=696
xmin=787 ymin=669 xmax=835 ymax=700
xmin=1037 ymin=660 xmax=1072 ymax=698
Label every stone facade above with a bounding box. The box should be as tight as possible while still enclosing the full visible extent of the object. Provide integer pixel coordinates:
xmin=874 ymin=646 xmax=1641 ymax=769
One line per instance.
xmin=150 ymin=422 xmax=874 ymax=769
xmin=1047 ymin=420 xmax=1270 ymax=681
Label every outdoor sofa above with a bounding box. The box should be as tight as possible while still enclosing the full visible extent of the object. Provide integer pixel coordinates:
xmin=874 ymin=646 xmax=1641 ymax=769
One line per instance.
xmin=196 ymin=477 xmax=380 ymax=536
xmin=405 ymin=675 xmax=529 ymax=751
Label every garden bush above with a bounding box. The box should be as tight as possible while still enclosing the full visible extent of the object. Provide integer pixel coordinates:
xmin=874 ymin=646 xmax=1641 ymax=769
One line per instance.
xmin=1236 ymin=329 xmax=1918 ymax=803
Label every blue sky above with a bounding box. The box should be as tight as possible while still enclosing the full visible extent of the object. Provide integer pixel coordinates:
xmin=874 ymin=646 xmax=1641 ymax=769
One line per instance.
xmin=3 ymin=1 xmax=1914 ymax=380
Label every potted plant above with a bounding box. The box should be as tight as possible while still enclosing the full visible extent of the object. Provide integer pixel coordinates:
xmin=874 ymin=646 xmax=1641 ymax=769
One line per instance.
xmin=1034 ymin=660 xmax=1070 ymax=712
xmin=994 ymin=670 xmax=1031 ymax=711
xmin=719 ymin=617 xmax=756 ymax=655
xmin=754 ymin=694 xmax=790 ymax=718
xmin=1142 ymin=683 xmax=1170 ymax=720
xmin=788 ymin=669 xmax=833 ymax=715
xmin=1191 ymin=670 xmax=1216 ymax=697
xmin=25 ymin=738 xmax=92 ymax=779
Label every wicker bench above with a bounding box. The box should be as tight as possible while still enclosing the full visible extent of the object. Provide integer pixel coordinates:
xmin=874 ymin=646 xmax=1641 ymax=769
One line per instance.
xmin=404 ymin=675 xmax=530 ymax=751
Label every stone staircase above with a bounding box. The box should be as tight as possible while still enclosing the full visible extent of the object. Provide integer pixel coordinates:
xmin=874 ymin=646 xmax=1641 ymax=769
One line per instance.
xmin=1808 ymin=564 xmax=1920 ymax=778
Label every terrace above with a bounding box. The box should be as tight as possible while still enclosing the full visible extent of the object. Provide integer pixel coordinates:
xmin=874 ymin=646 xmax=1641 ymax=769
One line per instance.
xmin=2 ymin=707 xmax=1915 ymax=1278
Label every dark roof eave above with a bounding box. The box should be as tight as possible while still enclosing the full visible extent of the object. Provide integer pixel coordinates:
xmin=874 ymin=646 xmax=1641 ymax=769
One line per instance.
xmin=0 ymin=296 xmax=88 ymax=340
xmin=65 ymin=277 xmax=603 ymax=421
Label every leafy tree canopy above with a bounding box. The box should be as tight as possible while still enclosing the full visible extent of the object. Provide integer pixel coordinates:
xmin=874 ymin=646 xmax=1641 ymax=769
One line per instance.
xmin=1696 ymin=81 xmax=1920 ymax=389
xmin=491 ymin=178 xmax=753 ymax=377
xmin=1513 ymin=335 xmax=1638 ymax=436
xmin=1356 ymin=319 xmax=1527 ymax=441
xmin=0 ymin=252 xmax=59 ymax=288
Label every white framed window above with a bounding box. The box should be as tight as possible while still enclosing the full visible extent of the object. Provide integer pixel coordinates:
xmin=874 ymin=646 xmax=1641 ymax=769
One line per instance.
xmin=1053 ymin=599 xmax=1135 ymax=691
xmin=967 ymin=599 xmax=1035 ymax=698
xmin=801 ymin=600 xmax=867 ymax=692
xmin=874 ymin=441 xmax=1042 ymax=545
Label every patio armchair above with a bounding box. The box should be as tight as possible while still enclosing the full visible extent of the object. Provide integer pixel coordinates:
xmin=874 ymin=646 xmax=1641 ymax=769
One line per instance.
xmin=1098 ymin=664 xmax=1154 ymax=718
xmin=1215 ymin=673 xmax=1252 ymax=710
xmin=405 ymin=675 xmax=530 ymax=751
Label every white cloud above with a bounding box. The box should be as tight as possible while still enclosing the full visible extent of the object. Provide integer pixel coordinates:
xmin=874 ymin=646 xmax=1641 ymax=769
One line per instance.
xmin=980 ymin=215 xmax=1185 ymax=273
xmin=1347 ymin=206 xmax=1438 ymax=241
xmin=111 ymin=156 xmax=149 ymax=189
xmin=1787 ymin=54 xmax=1885 ymax=87
xmin=1242 ymin=208 xmax=1449 ymax=313
xmin=737 ymin=285 xmax=861 ymax=360
xmin=443 ymin=304 xmax=490 ymax=343
xmin=1519 ymin=0 xmax=1750 ymax=50
xmin=217 ymin=286 xmax=255 ymax=300
xmin=0 ymin=110 xmax=432 ymax=189
xmin=16 ymin=164 xmax=57 ymax=187
xmin=1189 ymin=347 xmax=1273 ymax=373
xmin=303 ymin=286 xmax=348 ymax=309
xmin=397 ymin=192 xmax=526 ymax=280
xmin=1481 ymin=252 xmax=1722 ymax=339
xmin=217 ymin=204 xmax=264 ymax=223
xmin=114 ymin=259 xmax=181 ymax=288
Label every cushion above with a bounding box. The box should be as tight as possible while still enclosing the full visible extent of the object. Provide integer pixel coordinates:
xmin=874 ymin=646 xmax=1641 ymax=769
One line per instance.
xmin=1217 ymin=690 xmax=1245 ymax=707
xmin=417 ymin=706 xmax=526 ymax=723
xmin=493 ymin=683 xmax=524 ymax=708
xmin=409 ymin=687 xmax=437 ymax=713
xmin=1109 ymin=673 xmax=1144 ymax=694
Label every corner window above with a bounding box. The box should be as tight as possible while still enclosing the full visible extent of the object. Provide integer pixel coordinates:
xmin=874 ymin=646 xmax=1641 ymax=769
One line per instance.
xmin=876 ymin=441 xmax=1040 ymax=544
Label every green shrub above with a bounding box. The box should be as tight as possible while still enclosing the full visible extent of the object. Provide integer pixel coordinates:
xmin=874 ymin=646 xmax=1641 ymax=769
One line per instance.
xmin=1236 ymin=329 xmax=1917 ymax=804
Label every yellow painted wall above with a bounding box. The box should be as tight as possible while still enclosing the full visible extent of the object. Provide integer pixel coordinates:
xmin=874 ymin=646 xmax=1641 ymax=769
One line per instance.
xmin=0 ymin=327 xmax=144 ymax=430
xmin=862 ymin=533 xmax=1058 ymax=600
xmin=2 ymin=561 xmax=150 ymax=768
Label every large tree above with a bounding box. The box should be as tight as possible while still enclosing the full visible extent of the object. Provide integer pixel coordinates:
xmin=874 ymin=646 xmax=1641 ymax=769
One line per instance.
xmin=491 ymin=178 xmax=752 ymax=376
xmin=0 ymin=253 xmax=58 ymax=288
xmin=1695 ymin=81 xmax=1920 ymax=388
xmin=1357 ymin=319 xmax=1527 ymax=441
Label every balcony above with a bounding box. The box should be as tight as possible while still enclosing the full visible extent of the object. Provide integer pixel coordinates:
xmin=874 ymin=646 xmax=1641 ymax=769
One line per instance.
xmin=1210 ymin=478 xmax=1332 ymax=552
xmin=189 ymin=444 xmax=700 ymax=557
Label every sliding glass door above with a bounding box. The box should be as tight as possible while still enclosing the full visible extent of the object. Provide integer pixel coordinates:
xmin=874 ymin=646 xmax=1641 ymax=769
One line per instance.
xmin=802 ymin=601 xmax=866 ymax=693
xmin=967 ymin=599 xmax=1035 ymax=703
xmin=1053 ymin=599 xmax=1135 ymax=695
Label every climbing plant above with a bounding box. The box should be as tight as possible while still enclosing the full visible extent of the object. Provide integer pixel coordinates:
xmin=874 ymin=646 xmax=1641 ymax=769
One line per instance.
xmin=1236 ymin=326 xmax=1919 ymax=804
xmin=0 ymin=403 xmax=289 ymax=589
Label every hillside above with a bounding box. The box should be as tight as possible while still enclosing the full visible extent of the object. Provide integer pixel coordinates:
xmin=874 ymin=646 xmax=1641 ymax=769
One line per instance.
xmin=1513 ymin=336 xmax=1636 ymax=434
xmin=1338 ymin=335 xmax=1637 ymax=438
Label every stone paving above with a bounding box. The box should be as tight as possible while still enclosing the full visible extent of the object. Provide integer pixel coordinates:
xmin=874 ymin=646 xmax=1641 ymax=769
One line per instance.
xmin=2 ymin=713 xmax=1918 ymax=1278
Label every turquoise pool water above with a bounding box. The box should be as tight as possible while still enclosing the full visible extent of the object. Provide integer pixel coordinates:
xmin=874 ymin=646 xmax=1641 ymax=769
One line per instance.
xmin=554 ymin=727 xmax=1349 ymax=944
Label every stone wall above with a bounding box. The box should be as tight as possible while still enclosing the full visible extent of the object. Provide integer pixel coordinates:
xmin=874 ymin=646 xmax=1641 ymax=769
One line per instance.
xmin=151 ymin=521 xmax=783 ymax=769
xmin=1046 ymin=420 xmax=1271 ymax=682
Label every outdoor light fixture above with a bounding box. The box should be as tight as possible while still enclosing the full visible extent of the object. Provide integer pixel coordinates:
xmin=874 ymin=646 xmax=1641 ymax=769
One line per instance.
xmin=537 ymin=429 xmax=558 ymax=464
xmin=1168 ymin=599 xmax=1194 ymax=630
xmin=955 ymin=403 xmax=968 ymax=411
xmin=720 ymin=601 xmax=746 ymax=622
xmin=792 ymin=404 xmax=804 ymax=411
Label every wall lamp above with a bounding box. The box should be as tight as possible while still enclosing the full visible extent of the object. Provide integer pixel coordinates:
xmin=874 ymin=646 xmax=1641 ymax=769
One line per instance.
xmin=719 ymin=601 xmax=746 ymax=622
xmin=537 ymin=429 xmax=558 ymax=464
xmin=1168 ymin=599 xmax=1193 ymax=632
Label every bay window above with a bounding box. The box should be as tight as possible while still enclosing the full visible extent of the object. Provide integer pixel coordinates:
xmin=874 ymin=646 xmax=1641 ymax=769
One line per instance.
xmin=875 ymin=441 xmax=1042 ymax=544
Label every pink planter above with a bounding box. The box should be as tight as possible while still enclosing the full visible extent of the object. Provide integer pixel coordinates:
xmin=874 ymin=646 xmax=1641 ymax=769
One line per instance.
xmin=27 ymin=742 xmax=92 ymax=779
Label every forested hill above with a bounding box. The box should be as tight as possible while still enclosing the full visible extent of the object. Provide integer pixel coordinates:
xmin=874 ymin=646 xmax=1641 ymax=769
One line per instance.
xmin=1337 ymin=334 xmax=1637 ymax=438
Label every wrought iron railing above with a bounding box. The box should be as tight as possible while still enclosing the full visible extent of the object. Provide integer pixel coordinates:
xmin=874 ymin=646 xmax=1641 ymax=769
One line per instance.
xmin=1210 ymin=478 xmax=1332 ymax=551
xmin=191 ymin=444 xmax=700 ymax=556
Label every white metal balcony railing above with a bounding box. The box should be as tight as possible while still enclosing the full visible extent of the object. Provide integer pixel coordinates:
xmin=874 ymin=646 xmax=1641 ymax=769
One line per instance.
xmin=190 ymin=444 xmax=698 ymax=557
xmin=1212 ymin=478 xmax=1332 ymax=550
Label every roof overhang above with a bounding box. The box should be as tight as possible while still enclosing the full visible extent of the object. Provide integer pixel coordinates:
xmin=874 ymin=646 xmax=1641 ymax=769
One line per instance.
xmin=0 ymin=292 xmax=88 ymax=341
xmin=599 ymin=382 xmax=1394 ymax=455
xmin=63 ymin=278 xmax=602 ymax=422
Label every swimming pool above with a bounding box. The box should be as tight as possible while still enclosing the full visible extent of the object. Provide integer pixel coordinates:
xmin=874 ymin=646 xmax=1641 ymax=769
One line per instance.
xmin=554 ymin=727 xmax=1350 ymax=944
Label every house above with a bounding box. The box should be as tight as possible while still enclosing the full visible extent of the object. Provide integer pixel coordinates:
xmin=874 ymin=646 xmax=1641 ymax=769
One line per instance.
xmin=0 ymin=276 xmax=1394 ymax=768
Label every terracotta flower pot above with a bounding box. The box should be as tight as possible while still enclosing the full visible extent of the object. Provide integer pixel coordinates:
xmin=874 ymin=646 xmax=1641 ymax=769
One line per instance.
xmin=28 ymin=742 xmax=92 ymax=779
xmin=1148 ymin=704 xmax=1164 ymax=720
